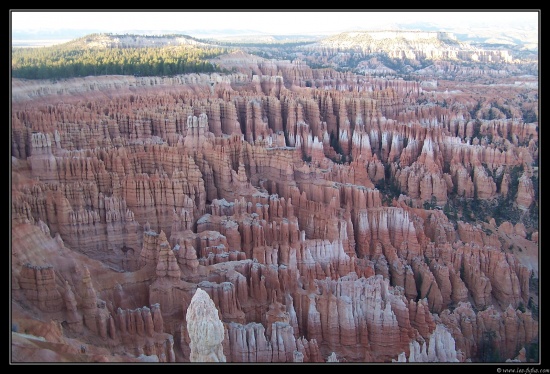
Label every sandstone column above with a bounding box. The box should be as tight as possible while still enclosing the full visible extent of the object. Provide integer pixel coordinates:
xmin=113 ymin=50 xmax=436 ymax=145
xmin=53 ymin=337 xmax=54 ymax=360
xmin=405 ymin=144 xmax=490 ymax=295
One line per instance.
xmin=186 ymin=287 xmax=226 ymax=362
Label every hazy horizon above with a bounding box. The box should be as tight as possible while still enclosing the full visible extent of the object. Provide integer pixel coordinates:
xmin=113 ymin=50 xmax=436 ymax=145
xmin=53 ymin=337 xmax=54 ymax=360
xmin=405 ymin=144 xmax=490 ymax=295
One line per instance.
xmin=11 ymin=10 xmax=540 ymax=38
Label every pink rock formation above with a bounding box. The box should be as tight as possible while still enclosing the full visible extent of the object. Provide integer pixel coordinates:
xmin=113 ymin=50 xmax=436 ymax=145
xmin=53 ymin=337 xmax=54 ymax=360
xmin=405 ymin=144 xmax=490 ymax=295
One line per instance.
xmin=516 ymin=173 xmax=535 ymax=210
xmin=18 ymin=264 xmax=63 ymax=313
xmin=11 ymin=52 xmax=538 ymax=363
xmin=394 ymin=324 xmax=461 ymax=362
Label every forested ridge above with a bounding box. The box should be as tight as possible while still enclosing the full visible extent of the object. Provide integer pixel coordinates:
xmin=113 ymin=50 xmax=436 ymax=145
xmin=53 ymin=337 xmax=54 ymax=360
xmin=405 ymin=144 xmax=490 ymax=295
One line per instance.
xmin=11 ymin=33 xmax=231 ymax=79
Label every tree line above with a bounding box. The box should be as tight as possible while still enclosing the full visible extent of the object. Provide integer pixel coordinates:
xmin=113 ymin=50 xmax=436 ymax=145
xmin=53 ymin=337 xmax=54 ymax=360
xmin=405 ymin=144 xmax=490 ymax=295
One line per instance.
xmin=12 ymin=42 xmax=230 ymax=79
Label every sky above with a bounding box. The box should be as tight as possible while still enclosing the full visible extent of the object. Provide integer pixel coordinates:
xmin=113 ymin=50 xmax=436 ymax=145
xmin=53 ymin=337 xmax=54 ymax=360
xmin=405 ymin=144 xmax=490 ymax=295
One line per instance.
xmin=10 ymin=10 xmax=540 ymax=37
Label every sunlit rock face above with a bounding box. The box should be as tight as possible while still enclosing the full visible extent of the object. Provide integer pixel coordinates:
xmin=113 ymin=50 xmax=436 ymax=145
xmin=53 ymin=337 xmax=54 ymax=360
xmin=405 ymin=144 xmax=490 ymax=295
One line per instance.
xmin=186 ymin=288 xmax=226 ymax=362
xmin=11 ymin=38 xmax=538 ymax=364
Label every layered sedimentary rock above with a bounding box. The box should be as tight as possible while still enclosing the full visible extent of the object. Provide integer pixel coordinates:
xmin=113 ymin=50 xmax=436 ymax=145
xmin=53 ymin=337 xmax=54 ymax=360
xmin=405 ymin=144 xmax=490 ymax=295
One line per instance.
xmin=515 ymin=173 xmax=535 ymax=210
xmin=12 ymin=53 xmax=538 ymax=364
xmin=393 ymin=324 xmax=461 ymax=362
